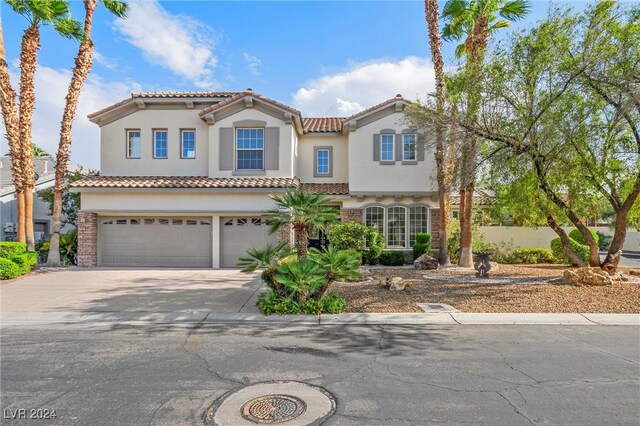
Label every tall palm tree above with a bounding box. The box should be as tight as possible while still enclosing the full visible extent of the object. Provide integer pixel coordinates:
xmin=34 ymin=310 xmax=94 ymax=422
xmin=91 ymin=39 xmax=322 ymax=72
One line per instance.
xmin=424 ymin=0 xmax=452 ymax=265
xmin=263 ymin=190 xmax=339 ymax=259
xmin=0 ymin=13 xmax=25 ymax=243
xmin=47 ymin=0 xmax=127 ymax=266
xmin=2 ymin=0 xmax=81 ymax=250
xmin=442 ymin=0 xmax=529 ymax=266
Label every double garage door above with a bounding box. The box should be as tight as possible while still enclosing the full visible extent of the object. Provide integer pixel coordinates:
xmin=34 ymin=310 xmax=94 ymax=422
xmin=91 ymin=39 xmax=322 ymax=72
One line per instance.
xmin=99 ymin=216 xmax=275 ymax=268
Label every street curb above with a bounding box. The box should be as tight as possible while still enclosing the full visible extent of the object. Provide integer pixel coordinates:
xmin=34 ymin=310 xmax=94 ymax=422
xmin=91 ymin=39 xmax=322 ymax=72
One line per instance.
xmin=1 ymin=312 xmax=638 ymax=326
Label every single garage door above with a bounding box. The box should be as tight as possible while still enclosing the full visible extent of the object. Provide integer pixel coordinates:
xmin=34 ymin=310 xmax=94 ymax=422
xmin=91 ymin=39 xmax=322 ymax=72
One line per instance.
xmin=99 ymin=217 xmax=212 ymax=267
xmin=220 ymin=217 xmax=277 ymax=267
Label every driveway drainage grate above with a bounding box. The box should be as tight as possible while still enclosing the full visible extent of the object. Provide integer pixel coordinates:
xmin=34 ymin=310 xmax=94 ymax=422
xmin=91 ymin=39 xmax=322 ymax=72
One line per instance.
xmin=241 ymin=394 xmax=306 ymax=424
xmin=417 ymin=303 xmax=459 ymax=313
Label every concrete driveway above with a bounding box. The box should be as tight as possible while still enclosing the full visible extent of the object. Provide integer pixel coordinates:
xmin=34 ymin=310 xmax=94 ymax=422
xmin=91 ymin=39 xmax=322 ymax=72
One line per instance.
xmin=0 ymin=268 xmax=264 ymax=316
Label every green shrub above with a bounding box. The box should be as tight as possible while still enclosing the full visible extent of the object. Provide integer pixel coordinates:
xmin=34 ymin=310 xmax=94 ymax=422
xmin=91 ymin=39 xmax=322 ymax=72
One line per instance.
xmin=511 ymin=248 xmax=556 ymax=264
xmin=327 ymin=222 xmax=368 ymax=250
xmin=412 ymin=233 xmax=432 ymax=259
xmin=0 ymin=242 xmax=26 ymax=257
xmin=380 ymin=251 xmax=406 ymax=266
xmin=41 ymin=229 xmax=78 ymax=265
xmin=327 ymin=221 xmax=385 ymax=265
xmin=0 ymin=258 xmax=21 ymax=280
xmin=447 ymin=221 xmax=488 ymax=263
xmin=257 ymin=290 xmax=347 ymax=315
xmin=344 ymin=249 xmax=363 ymax=266
xmin=550 ymin=237 xmax=590 ymax=265
xmin=7 ymin=251 xmax=37 ymax=274
xmin=568 ymin=228 xmax=599 ymax=246
xmin=596 ymin=231 xmax=612 ymax=250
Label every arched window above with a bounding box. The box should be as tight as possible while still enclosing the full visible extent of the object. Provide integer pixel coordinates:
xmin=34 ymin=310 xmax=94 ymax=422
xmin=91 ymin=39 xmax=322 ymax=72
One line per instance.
xmin=387 ymin=206 xmax=407 ymax=248
xmin=364 ymin=206 xmax=384 ymax=235
xmin=409 ymin=206 xmax=429 ymax=247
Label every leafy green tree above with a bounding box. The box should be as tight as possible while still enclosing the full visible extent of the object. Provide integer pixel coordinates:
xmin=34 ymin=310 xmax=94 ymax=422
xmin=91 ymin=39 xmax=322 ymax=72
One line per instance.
xmin=263 ymin=190 xmax=339 ymax=259
xmin=457 ymin=2 xmax=639 ymax=271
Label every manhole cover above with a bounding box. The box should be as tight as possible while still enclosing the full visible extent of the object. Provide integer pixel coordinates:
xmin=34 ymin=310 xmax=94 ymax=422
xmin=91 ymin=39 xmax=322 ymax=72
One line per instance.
xmin=241 ymin=394 xmax=306 ymax=424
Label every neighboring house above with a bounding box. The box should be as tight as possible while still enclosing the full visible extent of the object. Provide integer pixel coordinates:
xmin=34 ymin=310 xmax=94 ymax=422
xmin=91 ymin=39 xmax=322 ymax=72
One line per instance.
xmin=0 ymin=156 xmax=76 ymax=242
xmin=71 ymin=90 xmax=440 ymax=268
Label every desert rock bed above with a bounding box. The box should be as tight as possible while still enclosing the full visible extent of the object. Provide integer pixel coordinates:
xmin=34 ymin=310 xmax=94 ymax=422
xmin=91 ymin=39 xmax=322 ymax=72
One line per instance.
xmin=333 ymin=264 xmax=640 ymax=314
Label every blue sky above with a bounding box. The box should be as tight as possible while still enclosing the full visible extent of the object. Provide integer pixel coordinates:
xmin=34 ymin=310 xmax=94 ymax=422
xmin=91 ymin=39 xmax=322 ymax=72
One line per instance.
xmin=1 ymin=0 xmax=589 ymax=168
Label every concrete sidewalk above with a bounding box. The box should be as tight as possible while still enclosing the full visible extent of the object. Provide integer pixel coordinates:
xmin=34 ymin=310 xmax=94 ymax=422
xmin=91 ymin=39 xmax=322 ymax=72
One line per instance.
xmin=1 ymin=311 xmax=638 ymax=326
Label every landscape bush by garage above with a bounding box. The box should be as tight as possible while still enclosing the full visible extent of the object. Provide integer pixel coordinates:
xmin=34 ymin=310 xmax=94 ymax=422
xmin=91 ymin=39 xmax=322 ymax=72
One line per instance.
xmin=380 ymin=251 xmax=406 ymax=266
xmin=0 ymin=257 xmax=21 ymax=280
xmin=511 ymin=248 xmax=556 ymax=264
xmin=0 ymin=242 xmax=37 ymax=280
xmin=412 ymin=233 xmax=432 ymax=259
xmin=550 ymin=237 xmax=590 ymax=265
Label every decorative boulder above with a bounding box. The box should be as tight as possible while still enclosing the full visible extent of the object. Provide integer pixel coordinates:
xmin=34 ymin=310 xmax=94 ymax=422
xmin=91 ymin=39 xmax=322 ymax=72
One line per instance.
xmin=386 ymin=276 xmax=406 ymax=291
xmin=414 ymin=254 xmax=439 ymax=270
xmin=563 ymin=267 xmax=612 ymax=286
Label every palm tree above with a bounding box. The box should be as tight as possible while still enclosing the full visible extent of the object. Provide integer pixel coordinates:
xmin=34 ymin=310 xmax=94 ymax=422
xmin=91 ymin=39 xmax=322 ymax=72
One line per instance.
xmin=0 ymin=13 xmax=24 ymax=244
xmin=238 ymin=243 xmax=294 ymax=297
xmin=1 ymin=0 xmax=81 ymax=251
xmin=424 ymin=0 xmax=452 ymax=266
xmin=263 ymin=190 xmax=339 ymax=259
xmin=309 ymin=246 xmax=361 ymax=298
xmin=442 ymin=0 xmax=529 ymax=266
xmin=47 ymin=0 xmax=127 ymax=266
xmin=274 ymin=259 xmax=324 ymax=303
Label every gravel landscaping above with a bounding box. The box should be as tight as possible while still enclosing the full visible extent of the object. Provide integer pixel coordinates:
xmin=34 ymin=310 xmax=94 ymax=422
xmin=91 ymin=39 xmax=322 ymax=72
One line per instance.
xmin=333 ymin=264 xmax=640 ymax=313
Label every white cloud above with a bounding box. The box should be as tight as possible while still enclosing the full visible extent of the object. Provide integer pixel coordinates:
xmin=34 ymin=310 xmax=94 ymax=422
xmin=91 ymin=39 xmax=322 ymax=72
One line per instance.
xmin=113 ymin=0 xmax=218 ymax=88
xmin=243 ymin=53 xmax=261 ymax=76
xmin=92 ymin=50 xmax=119 ymax=71
xmin=1 ymin=65 xmax=141 ymax=169
xmin=292 ymin=56 xmax=436 ymax=116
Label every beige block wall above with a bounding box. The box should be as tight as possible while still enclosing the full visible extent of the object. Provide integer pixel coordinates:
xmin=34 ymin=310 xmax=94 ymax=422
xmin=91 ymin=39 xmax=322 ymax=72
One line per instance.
xmin=348 ymin=112 xmax=438 ymax=194
xmin=80 ymin=191 xmax=278 ymax=213
xmin=297 ymin=134 xmax=349 ymax=182
xmin=209 ymin=108 xmax=296 ymax=178
xmin=100 ymin=109 xmax=209 ymax=176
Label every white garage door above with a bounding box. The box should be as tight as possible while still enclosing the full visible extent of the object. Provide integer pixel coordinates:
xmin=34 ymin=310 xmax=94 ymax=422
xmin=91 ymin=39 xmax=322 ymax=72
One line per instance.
xmin=99 ymin=217 xmax=212 ymax=267
xmin=220 ymin=217 xmax=277 ymax=268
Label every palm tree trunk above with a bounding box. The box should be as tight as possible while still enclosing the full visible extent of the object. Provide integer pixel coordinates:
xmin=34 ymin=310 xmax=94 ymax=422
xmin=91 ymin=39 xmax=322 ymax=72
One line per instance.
xmin=294 ymin=226 xmax=309 ymax=259
xmin=48 ymin=0 xmax=97 ymax=266
xmin=0 ymin=15 xmax=25 ymax=243
xmin=18 ymin=23 xmax=40 ymax=251
xmin=424 ymin=0 xmax=450 ymax=265
xmin=16 ymin=190 xmax=25 ymax=243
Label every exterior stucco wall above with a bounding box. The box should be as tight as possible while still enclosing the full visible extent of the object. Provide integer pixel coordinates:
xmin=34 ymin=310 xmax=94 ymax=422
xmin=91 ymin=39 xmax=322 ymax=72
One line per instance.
xmin=100 ymin=109 xmax=209 ymax=176
xmin=348 ymin=112 xmax=437 ymax=194
xmin=79 ymin=191 xmax=279 ymax=214
xmin=297 ymin=134 xmax=349 ymax=182
xmin=209 ymin=108 xmax=296 ymax=178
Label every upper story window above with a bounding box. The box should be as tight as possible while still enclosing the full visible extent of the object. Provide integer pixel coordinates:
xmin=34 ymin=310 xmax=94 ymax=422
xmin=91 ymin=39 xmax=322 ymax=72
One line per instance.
xmin=403 ymin=134 xmax=416 ymax=161
xmin=126 ymin=129 xmax=141 ymax=159
xmin=316 ymin=149 xmax=329 ymax=174
xmin=153 ymin=130 xmax=168 ymax=159
xmin=236 ymin=128 xmax=264 ymax=170
xmin=381 ymin=134 xmax=394 ymax=161
xmin=181 ymin=130 xmax=196 ymax=159
xmin=314 ymin=146 xmax=332 ymax=177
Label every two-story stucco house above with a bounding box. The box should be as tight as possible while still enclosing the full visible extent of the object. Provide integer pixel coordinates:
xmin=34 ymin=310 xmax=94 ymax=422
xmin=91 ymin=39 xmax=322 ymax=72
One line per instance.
xmin=71 ymin=89 xmax=440 ymax=268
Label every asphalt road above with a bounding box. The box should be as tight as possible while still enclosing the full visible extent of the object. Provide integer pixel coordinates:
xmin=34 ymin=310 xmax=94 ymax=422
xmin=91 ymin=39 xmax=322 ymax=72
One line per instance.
xmin=1 ymin=322 xmax=638 ymax=425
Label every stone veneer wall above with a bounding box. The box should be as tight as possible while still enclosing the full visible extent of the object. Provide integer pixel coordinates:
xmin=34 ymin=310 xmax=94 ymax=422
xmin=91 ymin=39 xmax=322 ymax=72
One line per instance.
xmin=340 ymin=208 xmax=363 ymax=223
xmin=77 ymin=211 xmax=98 ymax=267
xmin=430 ymin=208 xmax=441 ymax=248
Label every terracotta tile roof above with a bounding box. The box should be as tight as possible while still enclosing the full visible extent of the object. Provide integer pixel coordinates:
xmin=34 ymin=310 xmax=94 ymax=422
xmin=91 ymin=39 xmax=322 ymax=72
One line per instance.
xmin=199 ymin=89 xmax=301 ymax=117
xmin=88 ymin=92 xmax=238 ymax=120
xmin=131 ymin=92 xmax=238 ymax=99
xmin=70 ymin=175 xmax=300 ymax=189
xmin=344 ymin=94 xmax=411 ymax=122
xmin=451 ymin=189 xmax=495 ymax=206
xmin=302 ymin=117 xmax=345 ymax=133
xmin=302 ymin=183 xmax=349 ymax=195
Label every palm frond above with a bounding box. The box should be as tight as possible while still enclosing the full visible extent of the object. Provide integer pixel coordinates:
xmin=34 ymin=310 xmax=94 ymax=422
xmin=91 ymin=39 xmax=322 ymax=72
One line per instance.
xmin=499 ymin=0 xmax=530 ymax=21
xmin=54 ymin=16 xmax=82 ymax=40
xmin=102 ymin=0 xmax=128 ymax=18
